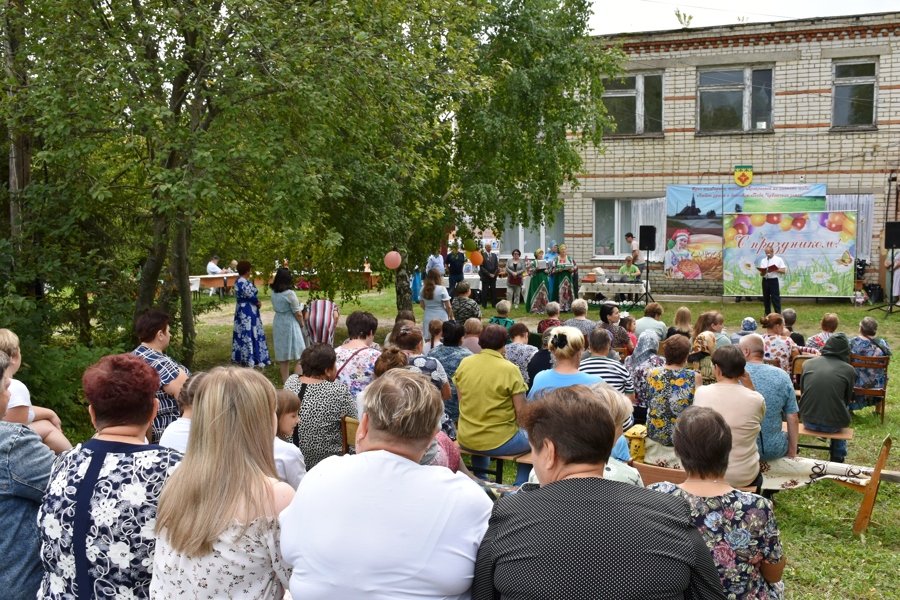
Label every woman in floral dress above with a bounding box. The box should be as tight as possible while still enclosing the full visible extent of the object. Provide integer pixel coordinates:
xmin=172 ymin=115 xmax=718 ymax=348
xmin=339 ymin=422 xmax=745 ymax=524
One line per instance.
xmin=624 ymin=331 xmax=667 ymax=423
xmin=551 ymin=244 xmax=577 ymax=312
xmin=645 ymin=334 xmax=700 ymax=447
xmin=848 ymin=316 xmax=892 ymax=411
xmin=38 ymin=354 xmax=184 ymax=600
xmin=334 ymin=311 xmax=381 ymax=409
xmin=650 ymin=406 xmax=785 ymax=600
xmin=232 ymin=260 xmax=272 ymax=368
xmin=760 ymin=313 xmax=817 ymax=373
xmin=394 ymin=324 xmax=456 ymax=439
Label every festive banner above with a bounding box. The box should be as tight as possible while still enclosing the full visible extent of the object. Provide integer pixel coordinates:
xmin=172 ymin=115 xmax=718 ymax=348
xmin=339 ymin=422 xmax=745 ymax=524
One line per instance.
xmin=722 ymin=211 xmax=856 ymax=297
xmin=665 ymin=184 xmax=828 ymax=281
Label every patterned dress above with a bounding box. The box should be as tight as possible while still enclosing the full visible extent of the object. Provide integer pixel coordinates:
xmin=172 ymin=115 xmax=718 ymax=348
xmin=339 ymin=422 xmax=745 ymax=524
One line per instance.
xmin=805 ymin=331 xmax=833 ymax=352
xmin=551 ymin=256 xmax=577 ymax=312
xmin=646 ymin=366 xmax=697 ymax=446
xmin=232 ymin=277 xmax=272 ymax=367
xmin=761 ymin=334 xmax=795 ymax=373
xmin=405 ymin=353 xmax=456 ymax=439
xmin=335 ymin=346 xmax=381 ymax=401
xmin=526 ymin=260 xmax=551 ymax=314
xmin=285 ymin=376 xmax=357 ymax=470
xmin=625 ymin=354 xmax=667 ymax=411
xmin=131 ymin=345 xmax=190 ymax=443
xmin=505 ymin=342 xmax=539 ymax=385
xmin=647 ymin=484 xmax=785 ymax=600
xmin=151 ymin=517 xmax=291 ymax=599
xmin=38 ymin=440 xmax=183 ymax=600
xmin=450 ymin=296 xmax=482 ymax=323
xmin=848 ymin=335 xmax=891 ymax=410
xmin=427 ymin=344 xmax=473 ymax=421
xmin=537 ymin=317 xmax=562 ymax=334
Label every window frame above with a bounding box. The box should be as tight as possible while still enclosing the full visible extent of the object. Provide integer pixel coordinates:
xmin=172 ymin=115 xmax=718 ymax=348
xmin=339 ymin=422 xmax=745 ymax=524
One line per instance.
xmin=695 ymin=66 xmax=774 ymax=135
xmin=591 ymin=198 xmax=634 ymax=260
xmin=831 ymin=58 xmax=878 ymax=132
xmin=601 ymin=72 xmax=664 ymax=138
xmin=499 ymin=213 xmax=565 ymax=259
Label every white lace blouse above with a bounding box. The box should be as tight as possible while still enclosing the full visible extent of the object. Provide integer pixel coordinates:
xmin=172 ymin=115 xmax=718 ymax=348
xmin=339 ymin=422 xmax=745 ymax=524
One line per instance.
xmin=150 ymin=516 xmax=291 ymax=599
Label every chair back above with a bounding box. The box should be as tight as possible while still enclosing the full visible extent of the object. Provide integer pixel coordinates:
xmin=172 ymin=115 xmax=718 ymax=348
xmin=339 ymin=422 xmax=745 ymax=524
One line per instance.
xmin=341 ymin=415 xmax=360 ymax=455
xmin=612 ymin=348 xmax=627 ymax=363
xmin=850 ymin=353 xmax=890 ymax=373
xmin=189 ymin=277 xmax=201 ymax=292
xmin=792 ymin=355 xmax=813 ymax=388
xmin=632 ymin=461 xmax=687 ymax=486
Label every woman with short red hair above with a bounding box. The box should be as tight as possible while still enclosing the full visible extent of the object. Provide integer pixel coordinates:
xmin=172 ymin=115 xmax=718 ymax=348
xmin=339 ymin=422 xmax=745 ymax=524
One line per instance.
xmin=37 ymin=354 xmax=184 ymax=600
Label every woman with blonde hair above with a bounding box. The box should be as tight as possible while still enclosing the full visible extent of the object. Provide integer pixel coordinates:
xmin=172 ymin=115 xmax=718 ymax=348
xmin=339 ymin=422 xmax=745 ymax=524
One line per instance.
xmin=666 ymin=306 xmax=693 ymax=339
xmin=420 ymin=268 xmax=452 ymax=340
xmin=527 ymin=326 xmax=602 ymax=400
xmin=151 ymin=367 xmax=294 ymax=599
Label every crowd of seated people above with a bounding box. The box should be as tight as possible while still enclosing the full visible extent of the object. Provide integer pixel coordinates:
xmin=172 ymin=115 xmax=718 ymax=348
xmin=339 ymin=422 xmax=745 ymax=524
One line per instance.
xmin=3 ymin=292 xmax=891 ymax=600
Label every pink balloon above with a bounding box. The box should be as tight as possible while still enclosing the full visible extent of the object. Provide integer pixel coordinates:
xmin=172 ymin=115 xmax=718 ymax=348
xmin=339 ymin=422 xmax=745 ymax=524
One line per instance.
xmin=383 ymin=251 xmax=402 ymax=270
xmin=734 ymin=215 xmax=751 ymax=227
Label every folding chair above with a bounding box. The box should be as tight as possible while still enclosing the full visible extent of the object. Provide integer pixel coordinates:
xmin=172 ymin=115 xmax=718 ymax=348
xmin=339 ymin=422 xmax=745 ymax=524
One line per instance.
xmin=828 ymin=435 xmax=892 ymax=535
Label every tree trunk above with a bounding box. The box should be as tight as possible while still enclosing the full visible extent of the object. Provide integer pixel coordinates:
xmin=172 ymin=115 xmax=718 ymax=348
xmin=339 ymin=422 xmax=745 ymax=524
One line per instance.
xmin=135 ymin=212 xmax=170 ymax=329
xmin=170 ymin=213 xmax=195 ymax=369
xmin=77 ymin=291 xmax=91 ymax=346
xmin=394 ymin=263 xmax=412 ymax=312
xmin=5 ymin=0 xmax=29 ymax=240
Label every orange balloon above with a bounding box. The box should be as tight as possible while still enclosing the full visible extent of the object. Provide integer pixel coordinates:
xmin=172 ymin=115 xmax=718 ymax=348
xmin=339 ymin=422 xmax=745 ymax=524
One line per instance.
xmin=469 ymin=250 xmax=484 ymax=266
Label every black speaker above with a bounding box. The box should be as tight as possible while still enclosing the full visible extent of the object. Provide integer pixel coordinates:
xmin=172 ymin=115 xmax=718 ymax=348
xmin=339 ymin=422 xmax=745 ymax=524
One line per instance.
xmin=639 ymin=225 xmax=656 ymax=252
xmin=886 ymin=222 xmax=900 ymax=249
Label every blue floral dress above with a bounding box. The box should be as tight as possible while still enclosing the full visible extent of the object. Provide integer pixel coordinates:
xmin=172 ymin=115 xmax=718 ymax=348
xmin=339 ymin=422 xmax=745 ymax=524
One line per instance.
xmin=232 ymin=277 xmax=272 ymax=367
xmin=647 ymin=483 xmax=784 ymax=600
xmin=646 ymin=366 xmax=696 ymax=446
xmin=848 ymin=336 xmax=891 ymax=410
xmin=405 ymin=352 xmax=457 ymax=439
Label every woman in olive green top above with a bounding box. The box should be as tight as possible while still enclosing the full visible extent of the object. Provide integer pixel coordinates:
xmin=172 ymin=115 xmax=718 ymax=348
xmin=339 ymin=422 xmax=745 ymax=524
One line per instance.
xmin=453 ymin=324 xmax=530 ymax=485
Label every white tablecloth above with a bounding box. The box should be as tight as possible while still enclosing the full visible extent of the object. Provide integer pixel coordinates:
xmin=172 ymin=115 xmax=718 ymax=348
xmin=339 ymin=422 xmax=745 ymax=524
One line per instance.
xmin=443 ymin=275 xmax=531 ymax=295
xmin=578 ymin=281 xmax=648 ymax=299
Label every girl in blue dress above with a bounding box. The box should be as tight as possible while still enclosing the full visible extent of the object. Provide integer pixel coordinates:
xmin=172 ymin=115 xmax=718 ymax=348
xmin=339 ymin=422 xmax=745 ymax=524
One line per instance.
xmin=232 ymin=260 xmax=272 ymax=368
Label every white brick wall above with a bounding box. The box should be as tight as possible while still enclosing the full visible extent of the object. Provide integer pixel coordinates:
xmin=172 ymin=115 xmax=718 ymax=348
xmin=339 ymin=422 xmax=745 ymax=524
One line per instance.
xmin=563 ymin=13 xmax=900 ymax=291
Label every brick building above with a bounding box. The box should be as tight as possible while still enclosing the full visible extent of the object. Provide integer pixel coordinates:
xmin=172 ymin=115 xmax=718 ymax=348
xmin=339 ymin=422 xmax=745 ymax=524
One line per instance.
xmin=500 ymin=12 xmax=900 ymax=296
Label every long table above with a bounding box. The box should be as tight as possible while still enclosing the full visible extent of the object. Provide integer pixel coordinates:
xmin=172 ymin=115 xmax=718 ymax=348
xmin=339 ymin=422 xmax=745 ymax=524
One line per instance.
xmin=442 ymin=275 xmax=531 ymax=295
xmin=578 ymin=280 xmax=648 ymax=299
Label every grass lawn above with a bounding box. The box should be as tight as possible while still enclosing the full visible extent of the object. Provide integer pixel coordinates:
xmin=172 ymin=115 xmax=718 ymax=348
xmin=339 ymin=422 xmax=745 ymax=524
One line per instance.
xmin=181 ymin=290 xmax=900 ymax=599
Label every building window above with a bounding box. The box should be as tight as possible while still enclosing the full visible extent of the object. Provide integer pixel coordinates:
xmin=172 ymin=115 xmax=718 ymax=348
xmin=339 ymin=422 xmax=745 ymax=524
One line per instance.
xmin=602 ymin=73 xmax=663 ymax=136
xmin=593 ymin=199 xmax=632 ymax=256
xmin=697 ymin=68 xmax=772 ymax=133
xmin=832 ymin=60 xmax=877 ymax=129
xmin=500 ymin=207 xmax=565 ymax=257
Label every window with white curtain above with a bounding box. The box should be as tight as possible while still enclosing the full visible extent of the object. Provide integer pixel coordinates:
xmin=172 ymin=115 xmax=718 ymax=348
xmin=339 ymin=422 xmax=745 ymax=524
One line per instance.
xmin=593 ymin=199 xmax=632 ymax=256
xmin=500 ymin=207 xmax=565 ymax=257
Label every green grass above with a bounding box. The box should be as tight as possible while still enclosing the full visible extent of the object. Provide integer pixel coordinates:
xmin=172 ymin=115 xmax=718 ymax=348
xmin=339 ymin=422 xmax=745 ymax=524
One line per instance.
xmin=72 ymin=288 xmax=900 ymax=599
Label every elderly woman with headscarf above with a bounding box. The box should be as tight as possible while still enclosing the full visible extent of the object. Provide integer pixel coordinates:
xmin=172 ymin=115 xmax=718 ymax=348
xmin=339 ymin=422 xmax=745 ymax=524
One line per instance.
xmin=624 ymin=331 xmax=667 ymax=423
xmin=730 ymin=317 xmax=758 ymax=345
xmin=688 ymin=331 xmax=717 ymax=386
xmin=472 ymin=385 xmax=724 ymax=600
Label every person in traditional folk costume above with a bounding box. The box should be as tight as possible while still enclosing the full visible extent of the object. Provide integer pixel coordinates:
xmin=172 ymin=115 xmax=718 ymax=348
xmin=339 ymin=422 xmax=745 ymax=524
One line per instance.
xmin=551 ymin=244 xmax=577 ymax=312
xmin=526 ymin=249 xmax=551 ymax=314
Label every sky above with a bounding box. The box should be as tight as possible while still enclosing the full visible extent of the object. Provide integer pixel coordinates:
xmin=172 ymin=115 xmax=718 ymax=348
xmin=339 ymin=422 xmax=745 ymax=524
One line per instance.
xmin=589 ymin=0 xmax=899 ymax=35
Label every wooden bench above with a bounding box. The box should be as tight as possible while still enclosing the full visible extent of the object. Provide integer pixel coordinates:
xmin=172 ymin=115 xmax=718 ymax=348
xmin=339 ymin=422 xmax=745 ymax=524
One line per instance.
xmin=632 ymin=460 xmax=758 ymax=492
xmin=455 ymin=442 xmax=527 ymax=484
xmin=783 ymin=421 xmax=853 ymax=453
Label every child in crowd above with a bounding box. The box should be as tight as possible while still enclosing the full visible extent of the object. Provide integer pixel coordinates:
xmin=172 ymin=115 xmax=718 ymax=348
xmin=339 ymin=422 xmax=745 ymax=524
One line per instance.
xmin=158 ymin=371 xmax=207 ymax=452
xmin=488 ymin=300 xmax=516 ymax=335
xmin=422 ymin=318 xmax=444 ymax=354
xmin=621 ymin=315 xmax=638 ymax=351
xmin=275 ymin=389 xmax=307 ymax=490
xmin=0 ymin=329 xmax=72 ymax=454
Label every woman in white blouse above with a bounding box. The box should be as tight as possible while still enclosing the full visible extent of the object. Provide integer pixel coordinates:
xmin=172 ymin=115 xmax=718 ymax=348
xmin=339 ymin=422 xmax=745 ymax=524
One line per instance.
xmin=151 ymin=367 xmax=295 ymax=599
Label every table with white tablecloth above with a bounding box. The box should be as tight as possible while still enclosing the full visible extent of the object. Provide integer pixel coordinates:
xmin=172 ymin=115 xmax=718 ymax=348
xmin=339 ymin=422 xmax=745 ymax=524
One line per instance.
xmin=443 ymin=275 xmax=531 ymax=297
xmin=577 ymin=280 xmax=648 ymax=299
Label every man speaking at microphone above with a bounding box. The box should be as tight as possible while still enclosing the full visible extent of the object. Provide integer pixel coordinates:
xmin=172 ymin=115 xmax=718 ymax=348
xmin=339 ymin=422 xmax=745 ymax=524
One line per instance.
xmin=758 ymin=245 xmax=786 ymax=315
